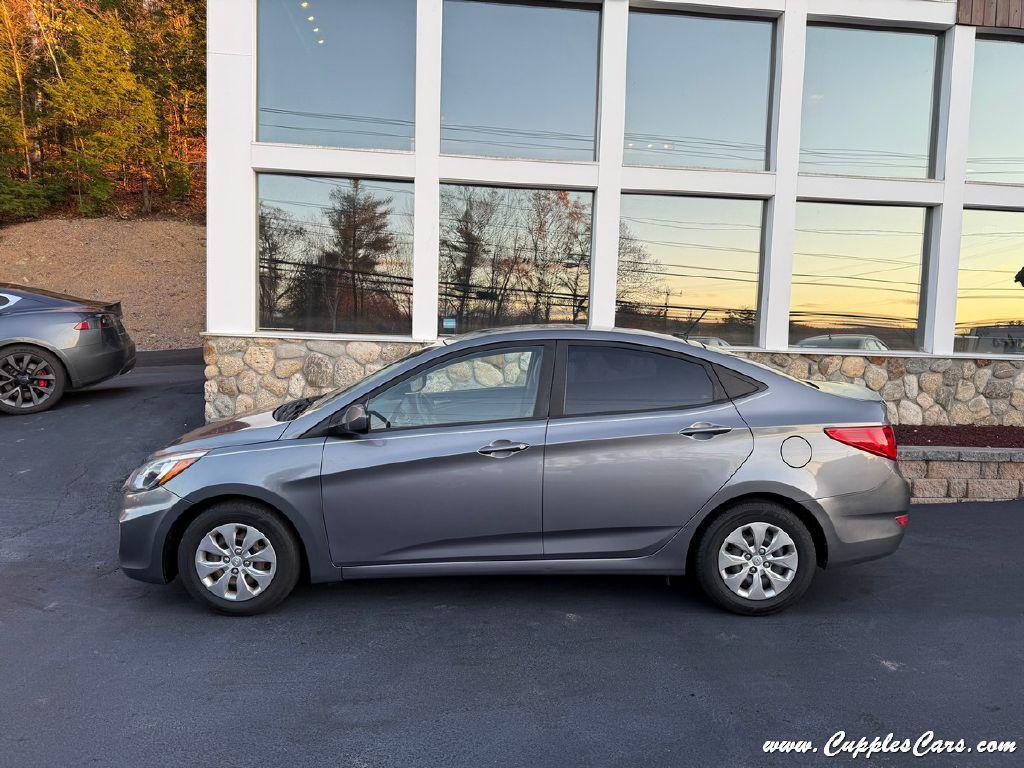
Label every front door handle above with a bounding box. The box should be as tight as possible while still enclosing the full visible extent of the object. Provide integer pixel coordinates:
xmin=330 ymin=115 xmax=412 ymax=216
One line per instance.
xmin=477 ymin=441 xmax=531 ymax=457
xmin=679 ymin=422 xmax=732 ymax=439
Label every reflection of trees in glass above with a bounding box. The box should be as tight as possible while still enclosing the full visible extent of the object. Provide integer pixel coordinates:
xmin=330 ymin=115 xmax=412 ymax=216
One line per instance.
xmin=258 ymin=178 xmax=412 ymax=334
xmin=438 ymin=185 xmax=593 ymax=333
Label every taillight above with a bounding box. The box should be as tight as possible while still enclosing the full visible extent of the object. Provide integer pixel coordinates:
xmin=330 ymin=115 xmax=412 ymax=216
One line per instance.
xmin=895 ymin=514 xmax=909 ymax=528
xmin=824 ymin=425 xmax=897 ymax=460
xmin=75 ymin=314 xmax=112 ymax=330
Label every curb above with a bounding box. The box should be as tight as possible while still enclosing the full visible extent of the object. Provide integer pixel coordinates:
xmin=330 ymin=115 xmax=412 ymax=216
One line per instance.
xmin=136 ymin=348 xmax=203 ymax=367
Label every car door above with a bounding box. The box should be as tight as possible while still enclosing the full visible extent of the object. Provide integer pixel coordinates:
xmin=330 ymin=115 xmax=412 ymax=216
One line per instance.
xmin=320 ymin=342 xmax=554 ymax=565
xmin=542 ymin=342 xmax=753 ymax=558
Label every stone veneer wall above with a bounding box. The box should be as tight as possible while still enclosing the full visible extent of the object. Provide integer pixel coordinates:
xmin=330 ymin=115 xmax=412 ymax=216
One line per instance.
xmin=203 ymin=336 xmax=1024 ymax=427
xmin=899 ymin=447 xmax=1024 ymax=503
xmin=734 ymin=352 xmax=1024 ymax=427
xmin=202 ymin=336 xmax=424 ymax=422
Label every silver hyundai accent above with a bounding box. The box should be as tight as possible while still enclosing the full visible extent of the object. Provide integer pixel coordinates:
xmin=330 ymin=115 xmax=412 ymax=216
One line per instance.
xmin=119 ymin=327 xmax=909 ymax=616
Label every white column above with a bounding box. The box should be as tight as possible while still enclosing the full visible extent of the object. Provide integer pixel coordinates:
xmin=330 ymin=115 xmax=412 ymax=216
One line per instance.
xmin=411 ymin=0 xmax=444 ymax=341
xmin=923 ymin=24 xmax=975 ymax=355
xmin=588 ymin=0 xmax=630 ymax=330
xmin=758 ymin=0 xmax=807 ymax=350
xmin=206 ymin=0 xmax=257 ymax=335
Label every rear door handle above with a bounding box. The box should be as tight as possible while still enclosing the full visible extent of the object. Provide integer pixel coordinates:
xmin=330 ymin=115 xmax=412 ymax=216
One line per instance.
xmin=477 ymin=441 xmax=531 ymax=457
xmin=679 ymin=423 xmax=732 ymax=439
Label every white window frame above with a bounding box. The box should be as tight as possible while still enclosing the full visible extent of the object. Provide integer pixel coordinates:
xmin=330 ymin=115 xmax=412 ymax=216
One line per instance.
xmin=207 ymin=0 xmax=1024 ymax=357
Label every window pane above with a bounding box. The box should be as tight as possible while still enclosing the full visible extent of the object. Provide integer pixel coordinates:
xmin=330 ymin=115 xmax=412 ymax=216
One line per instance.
xmin=564 ymin=345 xmax=714 ymax=415
xmin=800 ymin=26 xmax=938 ymax=178
xmin=440 ymin=0 xmax=599 ymax=160
xmin=369 ymin=346 xmax=543 ymax=428
xmin=967 ymin=39 xmax=1024 ymax=185
xmin=257 ymin=174 xmax=413 ymax=335
xmin=257 ymin=0 xmax=415 ymax=150
xmin=624 ymin=12 xmax=772 ymax=171
xmin=789 ymin=202 xmax=926 ymax=351
xmin=439 ymin=184 xmax=593 ymax=334
xmin=955 ymin=210 xmax=1024 ymax=355
xmin=615 ymin=195 xmax=763 ymax=347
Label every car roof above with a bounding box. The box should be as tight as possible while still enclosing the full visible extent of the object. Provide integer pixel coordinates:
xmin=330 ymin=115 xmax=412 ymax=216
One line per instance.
xmin=440 ymin=324 xmax=711 ymax=349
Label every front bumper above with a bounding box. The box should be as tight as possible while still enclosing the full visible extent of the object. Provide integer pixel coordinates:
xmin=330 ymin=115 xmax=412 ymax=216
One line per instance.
xmin=119 ymin=486 xmax=191 ymax=584
xmin=815 ymin=471 xmax=910 ymax=568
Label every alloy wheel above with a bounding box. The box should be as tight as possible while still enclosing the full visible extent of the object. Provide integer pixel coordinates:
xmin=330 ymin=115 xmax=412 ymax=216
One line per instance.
xmin=717 ymin=521 xmax=799 ymax=601
xmin=194 ymin=523 xmax=277 ymax=602
xmin=0 ymin=353 xmax=57 ymax=410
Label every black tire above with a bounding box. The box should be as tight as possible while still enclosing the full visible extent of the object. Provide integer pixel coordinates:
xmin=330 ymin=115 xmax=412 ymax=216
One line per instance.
xmin=694 ymin=501 xmax=816 ymax=616
xmin=177 ymin=501 xmax=301 ymax=616
xmin=0 ymin=345 xmax=67 ymax=415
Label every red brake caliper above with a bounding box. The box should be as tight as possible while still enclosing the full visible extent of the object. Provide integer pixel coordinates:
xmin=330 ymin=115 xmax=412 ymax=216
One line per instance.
xmin=37 ymin=367 xmax=48 ymax=388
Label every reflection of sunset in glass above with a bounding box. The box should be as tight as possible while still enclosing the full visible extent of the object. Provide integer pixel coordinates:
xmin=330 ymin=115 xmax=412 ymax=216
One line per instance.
xmin=955 ymin=210 xmax=1024 ymax=355
xmin=615 ymin=195 xmax=762 ymax=346
xmin=789 ymin=202 xmax=925 ymax=351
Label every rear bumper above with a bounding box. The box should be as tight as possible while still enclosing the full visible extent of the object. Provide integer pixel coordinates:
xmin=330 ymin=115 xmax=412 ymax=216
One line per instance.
xmin=119 ymin=486 xmax=190 ymax=584
xmin=66 ymin=334 xmax=136 ymax=388
xmin=814 ymin=470 xmax=910 ymax=568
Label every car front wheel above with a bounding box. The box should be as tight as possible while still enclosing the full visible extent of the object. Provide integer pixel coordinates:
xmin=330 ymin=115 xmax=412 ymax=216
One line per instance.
xmin=177 ymin=502 xmax=301 ymax=615
xmin=694 ymin=501 xmax=816 ymax=615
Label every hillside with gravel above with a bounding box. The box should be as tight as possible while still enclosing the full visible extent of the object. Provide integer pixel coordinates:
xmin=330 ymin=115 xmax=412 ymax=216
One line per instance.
xmin=0 ymin=218 xmax=205 ymax=350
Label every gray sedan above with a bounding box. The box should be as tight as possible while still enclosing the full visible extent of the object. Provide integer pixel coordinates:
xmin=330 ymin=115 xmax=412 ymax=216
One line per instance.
xmin=0 ymin=283 xmax=136 ymax=415
xmin=120 ymin=327 xmax=909 ymax=616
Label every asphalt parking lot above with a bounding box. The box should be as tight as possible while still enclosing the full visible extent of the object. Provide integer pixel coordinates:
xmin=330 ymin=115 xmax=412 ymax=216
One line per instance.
xmin=0 ymin=361 xmax=1021 ymax=767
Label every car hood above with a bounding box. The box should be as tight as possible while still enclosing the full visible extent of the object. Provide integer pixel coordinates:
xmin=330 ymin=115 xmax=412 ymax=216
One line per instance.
xmin=160 ymin=409 xmax=288 ymax=454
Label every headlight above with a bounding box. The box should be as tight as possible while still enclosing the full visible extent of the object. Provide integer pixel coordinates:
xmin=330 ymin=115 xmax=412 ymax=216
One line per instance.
xmin=125 ymin=450 xmax=207 ymax=492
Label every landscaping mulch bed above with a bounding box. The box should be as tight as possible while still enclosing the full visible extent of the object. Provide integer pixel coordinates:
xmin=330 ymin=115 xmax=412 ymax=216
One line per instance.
xmin=895 ymin=425 xmax=1024 ymax=448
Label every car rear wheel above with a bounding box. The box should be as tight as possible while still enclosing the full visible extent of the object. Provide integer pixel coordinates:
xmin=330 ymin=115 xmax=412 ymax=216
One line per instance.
xmin=0 ymin=346 xmax=66 ymax=415
xmin=694 ymin=501 xmax=816 ymax=615
xmin=177 ymin=502 xmax=301 ymax=616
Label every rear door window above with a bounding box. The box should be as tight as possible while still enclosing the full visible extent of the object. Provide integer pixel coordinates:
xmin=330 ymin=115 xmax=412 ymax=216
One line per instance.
xmin=563 ymin=345 xmax=715 ymax=416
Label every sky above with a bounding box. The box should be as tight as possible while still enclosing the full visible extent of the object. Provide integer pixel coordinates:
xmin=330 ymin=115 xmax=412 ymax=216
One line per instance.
xmin=967 ymin=38 xmax=1024 ymax=184
xmin=955 ymin=210 xmax=1024 ymax=333
xmin=789 ymin=202 xmax=926 ymax=348
xmin=257 ymin=0 xmax=417 ymax=150
xmin=623 ymin=12 xmax=773 ymax=171
xmin=800 ymin=25 xmax=938 ymax=179
xmin=440 ymin=0 xmax=600 ymax=161
xmin=617 ymin=194 xmax=763 ymax=319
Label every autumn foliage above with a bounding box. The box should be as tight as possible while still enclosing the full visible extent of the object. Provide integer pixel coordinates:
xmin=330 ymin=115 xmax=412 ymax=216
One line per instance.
xmin=0 ymin=0 xmax=204 ymax=223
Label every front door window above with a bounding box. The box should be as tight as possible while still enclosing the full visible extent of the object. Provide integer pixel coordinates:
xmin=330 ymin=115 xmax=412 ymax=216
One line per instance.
xmin=367 ymin=346 xmax=545 ymax=430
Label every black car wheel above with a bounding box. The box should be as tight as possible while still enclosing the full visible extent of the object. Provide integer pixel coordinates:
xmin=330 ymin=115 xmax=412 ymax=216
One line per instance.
xmin=0 ymin=346 xmax=66 ymax=415
xmin=178 ymin=502 xmax=301 ymax=616
xmin=694 ymin=501 xmax=817 ymax=616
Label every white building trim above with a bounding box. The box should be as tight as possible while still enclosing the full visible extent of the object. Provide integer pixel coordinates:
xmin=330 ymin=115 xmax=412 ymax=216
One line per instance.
xmin=759 ymin=0 xmax=807 ymax=349
xmin=923 ymin=23 xmax=975 ymax=355
xmin=589 ymin=0 xmax=631 ymax=329
xmin=411 ymin=0 xmax=444 ymax=341
xmin=206 ymin=0 xmax=1021 ymax=359
xmin=207 ymin=0 xmax=257 ymax=336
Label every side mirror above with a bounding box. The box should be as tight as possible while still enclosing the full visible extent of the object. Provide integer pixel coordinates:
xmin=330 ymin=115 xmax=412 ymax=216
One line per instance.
xmin=331 ymin=403 xmax=369 ymax=436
